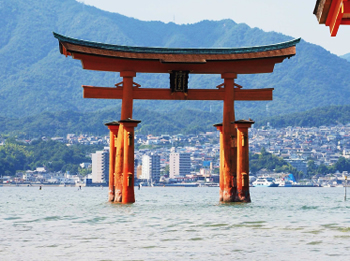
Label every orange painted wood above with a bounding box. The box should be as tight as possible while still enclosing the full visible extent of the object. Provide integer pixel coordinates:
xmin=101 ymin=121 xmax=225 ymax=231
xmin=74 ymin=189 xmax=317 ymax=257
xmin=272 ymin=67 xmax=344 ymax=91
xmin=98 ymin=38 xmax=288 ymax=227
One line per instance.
xmin=215 ymin=124 xmax=224 ymax=201
xmin=326 ymin=0 xmax=343 ymax=36
xmin=107 ymin=127 xmax=118 ymax=202
xmin=61 ymin=39 xmax=298 ymax=75
xmin=331 ymin=4 xmax=344 ymax=36
xmin=121 ymin=73 xmax=134 ymax=120
xmin=318 ymin=0 xmax=350 ymax=36
xmin=230 ymin=145 xmax=237 ymax=199
xmin=73 ymin=52 xmax=288 ymax=74
xmin=343 ymin=0 xmax=350 ymax=13
xmin=114 ymin=126 xmax=124 ymax=202
xmin=83 ymin=86 xmax=123 ymax=99
xmin=122 ymin=126 xmax=134 ymax=203
xmin=236 ymin=123 xmax=253 ymax=203
xmin=326 ymin=0 xmax=343 ymax=25
xmin=108 ymin=130 xmax=115 ymax=201
xmin=222 ymin=76 xmax=236 ymax=202
xmin=64 ymin=42 xmax=297 ymax=64
xmin=121 ymin=122 xmax=140 ymax=204
xmin=82 ymin=86 xmax=273 ymax=101
xmin=235 ymin=88 xmax=273 ymax=101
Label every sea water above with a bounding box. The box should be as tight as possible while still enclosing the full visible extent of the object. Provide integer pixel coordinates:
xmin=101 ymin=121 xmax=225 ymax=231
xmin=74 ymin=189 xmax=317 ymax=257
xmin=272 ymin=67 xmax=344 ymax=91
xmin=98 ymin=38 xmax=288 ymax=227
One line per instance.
xmin=1 ymin=187 xmax=349 ymax=260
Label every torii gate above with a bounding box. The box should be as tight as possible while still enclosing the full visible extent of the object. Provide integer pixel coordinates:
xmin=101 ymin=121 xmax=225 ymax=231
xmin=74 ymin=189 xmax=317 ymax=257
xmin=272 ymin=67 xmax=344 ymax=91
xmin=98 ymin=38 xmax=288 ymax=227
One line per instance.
xmin=54 ymin=32 xmax=300 ymax=203
xmin=314 ymin=0 xmax=350 ymax=36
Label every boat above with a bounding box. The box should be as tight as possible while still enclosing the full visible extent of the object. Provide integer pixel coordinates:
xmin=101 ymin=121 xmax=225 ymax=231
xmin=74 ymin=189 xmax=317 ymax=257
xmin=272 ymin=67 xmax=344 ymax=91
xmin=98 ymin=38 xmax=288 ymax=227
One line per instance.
xmin=274 ymin=178 xmax=292 ymax=187
xmin=163 ymin=183 xmax=199 ymax=187
xmin=252 ymin=177 xmax=279 ymax=187
xmin=323 ymin=184 xmax=335 ymax=188
xmin=291 ymin=182 xmax=320 ymax=187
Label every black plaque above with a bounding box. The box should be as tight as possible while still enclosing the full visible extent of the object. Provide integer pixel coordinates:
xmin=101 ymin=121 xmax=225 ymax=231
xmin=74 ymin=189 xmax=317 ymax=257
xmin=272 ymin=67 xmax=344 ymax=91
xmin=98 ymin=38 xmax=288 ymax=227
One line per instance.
xmin=170 ymin=71 xmax=189 ymax=93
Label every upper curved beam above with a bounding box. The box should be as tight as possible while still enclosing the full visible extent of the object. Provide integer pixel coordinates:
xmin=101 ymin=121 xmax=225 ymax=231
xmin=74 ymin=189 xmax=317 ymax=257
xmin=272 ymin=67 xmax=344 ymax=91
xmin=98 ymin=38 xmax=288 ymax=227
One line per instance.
xmin=54 ymin=32 xmax=300 ymax=55
xmin=53 ymin=32 xmax=300 ymax=74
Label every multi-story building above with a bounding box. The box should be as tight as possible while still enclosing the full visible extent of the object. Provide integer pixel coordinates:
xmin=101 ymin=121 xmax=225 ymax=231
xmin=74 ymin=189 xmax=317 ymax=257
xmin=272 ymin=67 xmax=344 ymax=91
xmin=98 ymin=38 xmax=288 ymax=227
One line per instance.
xmin=286 ymin=157 xmax=308 ymax=177
xmin=141 ymin=154 xmax=161 ymax=183
xmin=169 ymin=148 xmax=191 ymax=178
xmin=134 ymin=159 xmax=139 ymax=179
xmin=91 ymin=147 xmax=109 ymax=183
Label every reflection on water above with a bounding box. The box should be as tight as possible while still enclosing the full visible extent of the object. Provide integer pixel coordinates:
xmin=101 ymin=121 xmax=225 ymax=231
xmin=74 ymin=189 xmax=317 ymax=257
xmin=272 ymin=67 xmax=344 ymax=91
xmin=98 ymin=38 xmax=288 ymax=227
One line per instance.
xmin=1 ymin=187 xmax=349 ymax=260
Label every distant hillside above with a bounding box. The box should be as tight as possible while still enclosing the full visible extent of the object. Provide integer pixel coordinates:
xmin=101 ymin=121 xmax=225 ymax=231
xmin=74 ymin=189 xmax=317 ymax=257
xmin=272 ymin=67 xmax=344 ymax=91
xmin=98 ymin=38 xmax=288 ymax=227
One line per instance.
xmin=1 ymin=0 xmax=350 ymax=122
xmin=0 ymin=108 xmax=222 ymax=138
xmin=2 ymin=105 xmax=350 ymax=138
xmin=340 ymin=53 xmax=350 ymax=62
xmin=255 ymin=105 xmax=350 ymax=128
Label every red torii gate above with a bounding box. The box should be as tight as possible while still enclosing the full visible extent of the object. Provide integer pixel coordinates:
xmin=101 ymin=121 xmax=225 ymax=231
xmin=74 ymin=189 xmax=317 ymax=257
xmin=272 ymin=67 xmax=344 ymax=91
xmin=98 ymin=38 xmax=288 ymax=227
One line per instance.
xmin=54 ymin=32 xmax=300 ymax=203
xmin=314 ymin=0 xmax=350 ymax=36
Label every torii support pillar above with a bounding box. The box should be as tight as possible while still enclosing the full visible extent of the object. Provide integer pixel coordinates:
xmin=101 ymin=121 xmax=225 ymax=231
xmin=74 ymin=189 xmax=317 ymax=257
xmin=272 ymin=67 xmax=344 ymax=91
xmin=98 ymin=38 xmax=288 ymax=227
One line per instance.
xmin=114 ymin=125 xmax=124 ymax=203
xmin=105 ymin=121 xmax=120 ymax=202
xmin=114 ymin=71 xmax=137 ymax=203
xmin=235 ymin=119 xmax=254 ymax=203
xmin=120 ymin=118 xmax=141 ymax=204
xmin=213 ymin=123 xmax=224 ymax=201
xmin=222 ymin=73 xmax=237 ymax=202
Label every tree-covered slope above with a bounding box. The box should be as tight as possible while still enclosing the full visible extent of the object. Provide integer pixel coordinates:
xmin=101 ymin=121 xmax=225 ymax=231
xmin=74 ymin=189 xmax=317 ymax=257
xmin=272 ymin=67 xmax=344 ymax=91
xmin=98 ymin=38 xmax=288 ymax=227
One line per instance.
xmin=0 ymin=107 xmax=223 ymax=137
xmin=340 ymin=53 xmax=350 ymax=62
xmin=1 ymin=0 xmax=350 ymax=120
xmin=255 ymin=105 xmax=350 ymax=128
xmin=2 ymin=105 xmax=350 ymax=138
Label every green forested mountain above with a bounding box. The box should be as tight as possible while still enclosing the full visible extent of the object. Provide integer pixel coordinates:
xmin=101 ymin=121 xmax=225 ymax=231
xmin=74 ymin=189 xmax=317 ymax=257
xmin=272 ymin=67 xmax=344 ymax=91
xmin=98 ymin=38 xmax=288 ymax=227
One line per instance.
xmin=255 ymin=105 xmax=350 ymax=128
xmin=340 ymin=53 xmax=350 ymax=62
xmin=1 ymin=0 xmax=350 ymax=125
xmin=2 ymin=105 xmax=350 ymax=138
xmin=0 ymin=107 xmax=223 ymax=137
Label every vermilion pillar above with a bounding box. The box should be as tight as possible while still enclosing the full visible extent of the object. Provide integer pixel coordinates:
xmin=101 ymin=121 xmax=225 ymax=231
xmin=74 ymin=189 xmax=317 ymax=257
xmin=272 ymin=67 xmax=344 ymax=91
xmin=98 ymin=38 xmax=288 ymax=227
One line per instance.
xmin=221 ymin=73 xmax=237 ymax=202
xmin=114 ymin=125 xmax=124 ymax=202
xmin=105 ymin=121 xmax=120 ymax=202
xmin=213 ymin=123 xmax=224 ymax=201
xmin=114 ymin=71 xmax=136 ymax=203
xmin=234 ymin=119 xmax=254 ymax=203
xmin=120 ymin=119 xmax=141 ymax=204
xmin=120 ymin=71 xmax=136 ymax=120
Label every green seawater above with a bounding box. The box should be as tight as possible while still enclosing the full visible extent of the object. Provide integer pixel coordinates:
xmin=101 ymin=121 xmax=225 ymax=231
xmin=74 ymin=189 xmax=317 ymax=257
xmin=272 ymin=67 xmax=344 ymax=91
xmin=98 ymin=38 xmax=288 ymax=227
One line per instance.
xmin=0 ymin=187 xmax=349 ymax=260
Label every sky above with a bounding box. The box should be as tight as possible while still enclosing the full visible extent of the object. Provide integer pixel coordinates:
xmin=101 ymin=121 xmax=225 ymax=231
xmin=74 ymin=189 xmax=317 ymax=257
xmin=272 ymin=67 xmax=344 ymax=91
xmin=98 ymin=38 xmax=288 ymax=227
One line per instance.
xmin=77 ymin=0 xmax=350 ymax=56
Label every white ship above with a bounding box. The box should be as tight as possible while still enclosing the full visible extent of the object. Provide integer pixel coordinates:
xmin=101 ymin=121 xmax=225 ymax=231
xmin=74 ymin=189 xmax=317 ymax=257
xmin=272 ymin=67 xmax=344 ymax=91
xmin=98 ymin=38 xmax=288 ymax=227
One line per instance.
xmin=274 ymin=178 xmax=292 ymax=187
xmin=252 ymin=177 xmax=279 ymax=187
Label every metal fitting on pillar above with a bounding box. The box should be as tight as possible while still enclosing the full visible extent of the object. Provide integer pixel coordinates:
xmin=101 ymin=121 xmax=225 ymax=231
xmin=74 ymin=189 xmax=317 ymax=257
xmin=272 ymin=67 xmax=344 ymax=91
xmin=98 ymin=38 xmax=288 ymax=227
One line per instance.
xmin=127 ymin=172 xmax=133 ymax=187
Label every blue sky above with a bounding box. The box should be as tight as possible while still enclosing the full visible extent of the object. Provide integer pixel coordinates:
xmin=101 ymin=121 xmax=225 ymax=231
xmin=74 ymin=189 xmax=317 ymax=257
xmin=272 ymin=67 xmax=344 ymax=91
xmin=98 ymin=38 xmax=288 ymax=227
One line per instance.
xmin=77 ymin=0 xmax=350 ymax=56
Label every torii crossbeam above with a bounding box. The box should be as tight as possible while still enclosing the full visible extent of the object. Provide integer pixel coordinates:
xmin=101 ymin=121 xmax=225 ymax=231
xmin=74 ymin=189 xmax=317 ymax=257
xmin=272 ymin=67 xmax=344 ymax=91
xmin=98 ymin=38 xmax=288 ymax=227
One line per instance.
xmin=82 ymin=85 xmax=273 ymax=101
xmin=54 ymin=32 xmax=300 ymax=203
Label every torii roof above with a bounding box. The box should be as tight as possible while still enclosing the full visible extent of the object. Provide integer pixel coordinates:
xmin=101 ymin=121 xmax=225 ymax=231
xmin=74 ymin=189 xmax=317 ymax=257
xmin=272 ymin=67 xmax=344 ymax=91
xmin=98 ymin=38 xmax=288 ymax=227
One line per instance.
xmin=313 ymin=0 xmax=350 ymax=36
xmin=53 ymin=32 xmax=300 ymax=74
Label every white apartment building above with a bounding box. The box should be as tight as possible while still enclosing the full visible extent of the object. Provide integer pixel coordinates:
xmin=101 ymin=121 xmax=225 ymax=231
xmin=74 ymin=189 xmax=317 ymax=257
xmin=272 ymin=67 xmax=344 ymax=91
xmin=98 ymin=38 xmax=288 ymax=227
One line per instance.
xmin=91 ymin=147 xmax=109 ymax=183
xmin=141 ymin=154 xmax=161 ymax=182
xmin=286 ymin=158 xmax=308 ymax=177
xmin=169 ymin=149 xmax=191 ymax=178
xmin=134 ymin=158 xmax=139 ymax=179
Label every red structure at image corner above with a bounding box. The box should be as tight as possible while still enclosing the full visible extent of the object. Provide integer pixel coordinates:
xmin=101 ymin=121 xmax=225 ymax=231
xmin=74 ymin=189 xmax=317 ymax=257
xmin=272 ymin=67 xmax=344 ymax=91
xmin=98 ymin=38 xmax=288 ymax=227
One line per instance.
xmin=314 ymin=0 xmax=350 ymax=36
xmin=54 ymin=32 xmax=300 ymax=203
